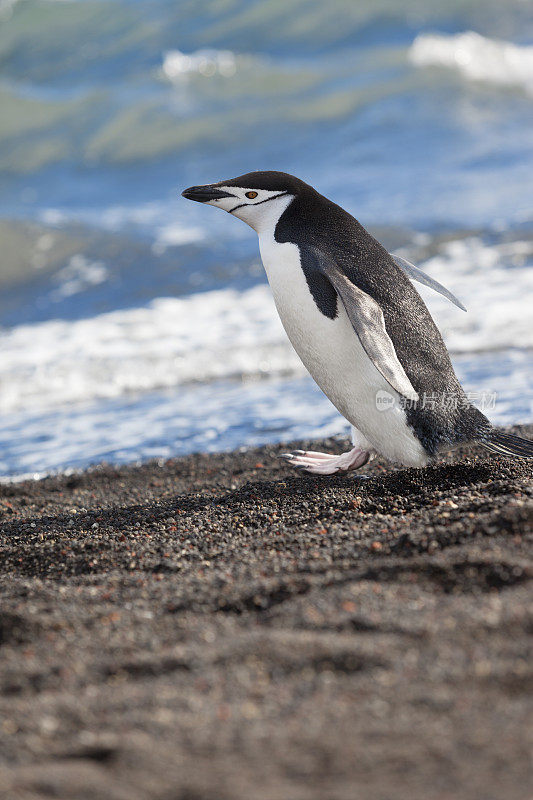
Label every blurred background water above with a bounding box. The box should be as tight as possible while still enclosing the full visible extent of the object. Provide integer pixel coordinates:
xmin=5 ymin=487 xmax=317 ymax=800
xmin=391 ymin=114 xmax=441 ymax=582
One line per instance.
xmin=0 ymin=0 xmax=532 ymax=478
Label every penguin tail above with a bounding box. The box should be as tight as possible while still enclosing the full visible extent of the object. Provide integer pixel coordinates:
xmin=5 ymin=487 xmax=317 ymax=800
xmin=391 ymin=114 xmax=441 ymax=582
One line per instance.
xmin=481 ymin=430 xmax=533 ymax=459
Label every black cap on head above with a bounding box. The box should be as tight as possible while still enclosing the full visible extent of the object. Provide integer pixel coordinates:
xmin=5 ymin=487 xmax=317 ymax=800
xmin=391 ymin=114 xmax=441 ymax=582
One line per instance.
xmin=181 ymin=171 xmax=315 ymax=204
xmin=212 ymin=171 xmax=311 ymax=194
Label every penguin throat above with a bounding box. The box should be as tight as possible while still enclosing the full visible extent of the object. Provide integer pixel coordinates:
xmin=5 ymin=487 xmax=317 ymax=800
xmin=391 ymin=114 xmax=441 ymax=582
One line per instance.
xmin=232 ymin=193 xmax=295 ymax=234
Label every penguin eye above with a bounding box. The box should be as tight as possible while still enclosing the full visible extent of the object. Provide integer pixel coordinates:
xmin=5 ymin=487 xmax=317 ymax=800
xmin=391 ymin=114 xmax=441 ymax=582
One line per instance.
xmin=245 ymin=191 xmax=258 ymax=199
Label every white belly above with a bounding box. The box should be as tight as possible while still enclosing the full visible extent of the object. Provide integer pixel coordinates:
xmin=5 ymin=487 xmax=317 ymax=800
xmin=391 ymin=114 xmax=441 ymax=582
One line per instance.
xmin=258 ymin=235 xmax=427 ymax=466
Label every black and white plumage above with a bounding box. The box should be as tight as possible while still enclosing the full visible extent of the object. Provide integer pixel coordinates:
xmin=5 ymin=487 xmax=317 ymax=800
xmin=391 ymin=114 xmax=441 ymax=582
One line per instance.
xmin=182 ymin=171 xmax=533 ymax=474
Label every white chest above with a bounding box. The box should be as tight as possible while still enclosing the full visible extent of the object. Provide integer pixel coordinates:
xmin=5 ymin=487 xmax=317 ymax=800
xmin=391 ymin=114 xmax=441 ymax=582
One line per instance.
xmin=259 ymin=236 xmax=346 ymax=370
xmin=257 ymin=231 xmax=427 ymax=466
xmin=258 ymin=233 xmax=372 ymax=410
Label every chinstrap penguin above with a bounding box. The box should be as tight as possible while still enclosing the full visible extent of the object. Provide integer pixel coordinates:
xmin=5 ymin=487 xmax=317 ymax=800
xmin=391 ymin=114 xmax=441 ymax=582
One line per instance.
xmin=182 ymin=171 xmax=533 ymax=474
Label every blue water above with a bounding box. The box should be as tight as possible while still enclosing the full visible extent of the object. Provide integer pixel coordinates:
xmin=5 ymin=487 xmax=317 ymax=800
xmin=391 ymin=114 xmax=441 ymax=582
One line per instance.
xmin=0 ymin=0 xmax=532 ymax=476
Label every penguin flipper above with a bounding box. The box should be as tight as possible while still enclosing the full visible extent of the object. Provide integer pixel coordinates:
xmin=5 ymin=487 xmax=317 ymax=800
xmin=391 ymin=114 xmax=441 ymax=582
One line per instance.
xmin=320 ymin=261 xmax=419 ymax=402
xmin=391 ymin=255 xmax=467 ymax=312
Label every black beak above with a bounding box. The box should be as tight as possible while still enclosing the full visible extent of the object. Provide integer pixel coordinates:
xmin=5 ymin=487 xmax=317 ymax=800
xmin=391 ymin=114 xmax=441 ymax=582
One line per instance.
xmin=181 ymin=185 xmax=235 ymax=203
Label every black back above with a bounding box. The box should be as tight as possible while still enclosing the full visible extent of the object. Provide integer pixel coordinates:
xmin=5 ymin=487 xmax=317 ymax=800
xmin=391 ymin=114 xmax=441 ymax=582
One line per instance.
xmin=243 ymin=174 xmax=491 ymax=454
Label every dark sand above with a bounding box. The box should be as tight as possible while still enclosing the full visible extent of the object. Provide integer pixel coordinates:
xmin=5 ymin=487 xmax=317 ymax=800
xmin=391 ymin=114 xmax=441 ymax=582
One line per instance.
xmin=0 ymin=427 xmax=532 ymax=800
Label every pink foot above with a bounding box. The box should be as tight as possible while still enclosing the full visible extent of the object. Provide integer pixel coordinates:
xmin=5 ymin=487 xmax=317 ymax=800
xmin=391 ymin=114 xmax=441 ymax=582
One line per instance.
xmin=280 ymin=447 xmax=370 ymax=475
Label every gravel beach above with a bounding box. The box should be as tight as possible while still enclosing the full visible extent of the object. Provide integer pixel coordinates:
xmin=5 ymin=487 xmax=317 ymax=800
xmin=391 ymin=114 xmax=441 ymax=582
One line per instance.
xmin=0 ymin=427 xmax=532 ymax=800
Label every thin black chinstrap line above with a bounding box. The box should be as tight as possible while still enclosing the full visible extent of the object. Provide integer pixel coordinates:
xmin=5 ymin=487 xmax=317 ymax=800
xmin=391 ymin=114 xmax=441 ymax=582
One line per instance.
xmin=229 ymin=191 xmax=289 ymax=214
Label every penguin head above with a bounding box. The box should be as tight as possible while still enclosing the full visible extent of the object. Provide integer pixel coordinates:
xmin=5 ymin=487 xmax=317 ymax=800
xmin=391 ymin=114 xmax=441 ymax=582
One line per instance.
xmin=182 ymin=171 xmax=309 ymax=232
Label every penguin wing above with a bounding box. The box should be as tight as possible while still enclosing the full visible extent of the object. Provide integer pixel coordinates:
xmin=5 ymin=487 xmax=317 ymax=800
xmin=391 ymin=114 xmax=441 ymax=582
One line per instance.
xmin=318 ymin=257 xmax=419 ymax=402
xmin=391 ymin=254 xmax=467 ymax=312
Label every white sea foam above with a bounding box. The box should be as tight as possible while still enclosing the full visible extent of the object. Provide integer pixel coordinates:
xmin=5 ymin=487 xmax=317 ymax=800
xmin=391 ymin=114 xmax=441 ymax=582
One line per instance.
xmin=39 ymin=202 xmax=210 ymax=260
xmin=154 ymin=222 xmax=205 ymax=248
xmin=162 ymin=48 xmax=237 ymax=81
xmin=405 ymin=236 xmax=533 ymax=353
xmin=1 ymin=350 xmax=531 ymax=480
xmin=1 ymin=235 xmax=531 ymax=423
xmin=50 ymin=254 xmax=109 ymax=299
xmin=39 ymin=202 xmax=207 ymax=248
xmin=0 ymin=284 xmax=301 ymax=416
xmin=409 ymin=32 xmax=533 ymax=94
xmin=41 ymin=203 xmax=163 ymax=230
xmin=0 ymin=234 xmax=532 ymax=477
xmin=0 ymin=377 xmax=343 ymax=478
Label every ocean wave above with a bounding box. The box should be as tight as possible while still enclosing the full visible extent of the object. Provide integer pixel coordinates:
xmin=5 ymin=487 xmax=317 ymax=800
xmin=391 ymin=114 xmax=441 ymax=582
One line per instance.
xmin=40 ymin=204 xmax=208 ymax=249
xmin=40 ymin=203 xmax=166 ymax=231
xmin=0 ymin=234 xmax=531 ymax=418
xmin=406 ymin=236 xmax=533 ymax=353
xmin=0 ymin=284 xmax=301 ymax=415
xmin=1 ymin=349 xmax=531 ymax=479
xmin=0 ymin=375 xmax=346 ymax=478
xmin=409 ymin=32 xmax=533 ymax=94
